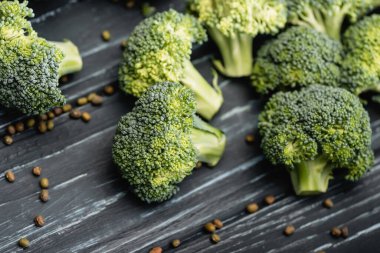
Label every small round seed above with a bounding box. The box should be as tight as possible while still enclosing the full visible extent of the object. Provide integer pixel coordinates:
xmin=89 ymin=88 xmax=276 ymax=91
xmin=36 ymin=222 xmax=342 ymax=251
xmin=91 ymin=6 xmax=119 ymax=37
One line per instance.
xmin=40 ymin=190 xmax=49 ymax=202
xmin=53 ymin=107 xmax=63 ymax=116
xmin=126 ymin=0 xmax=135 ymax=8
xmin=264 ymin=195 xmax=276 ymax=205
xmin=62 ymin=104 xmax=72 ymax=113
xmin=210 ymin=233 xmax=220 ymax=244
xmin=323 ymin=198 xmax=334 ymax=209
xmin=3 ymin=135 xmax=13 ymax=145
xmin=245 ymin=134 xmax=254 ymax=144
xmin=213 ymin=219 xmax=223 ymax=229
xmin=26 ymin=118 xmax=36 ymax=128
xmin=149 ymin=246 xmax=162 ymax=253
xmin=330 ymin=227 xmax=342 ymax=238
xmin=34 ymin=215 xmax=45 ymax=227
xmin=91 ymin=95 xmax=103 ymax=106
xmin=341 ymin=226 xmax=349 ymax=238
xmin=102 ymin=30 xmax=111 ymax=41
xmin=7 ymin=125 xmax=16 ymax=135
xmin=195 ymin=161 xmax=202 ymax=169
xmin=38 ymin=121 xmax=47 ymax=134
xmin=18 ymin=238 xmax=30 ymax=249
xmin=87 ymin=93 xmax=97 ymax=102
xmin=81 ymin=112 xmax=92 ymax=122
xmin=70 ymin=109 xmax=82 ymax=119
xmin=39 ymin=114 xmax=48 ymax=121
xmin=5 ymin=170 xmax=15 ymax=182
xmin=103 ymin=85 xmax=115 ymax=95
xmin=32 ymin=167 xmax=41 ymax=176
xmin=15 ymin=122 xmax=25 ymax=132
xmin=204 ymin=222 xmax=216 ymax=233
xmin=120 ymin=39 xmax=128 ymax=49
xmin=40 ymin=178 xmax=49 ymax=189
xmin=47 ymin=111 xmax=55 ymax=119
xmin=316 ymin=251 xmax=326 ymax=253
xmin=47 ymin=120 xmax=54 ymax=131
xmin=60 ymin=75 xmax=69 ymax=84
xmin=246 ymin=203 xmax=259 ymax=214
xmin=171 ymin=239 xmax=181 ymax=248
xmin=283 ymin=225 xmax=295 ymax=236
xmin=77 ymin=97 xmax=88 ymax=106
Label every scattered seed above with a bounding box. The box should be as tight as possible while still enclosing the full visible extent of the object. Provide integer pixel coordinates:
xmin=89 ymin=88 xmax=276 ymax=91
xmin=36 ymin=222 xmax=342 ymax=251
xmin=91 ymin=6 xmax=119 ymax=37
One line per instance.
xmin=5 ymin=170 xmax=15 ymax=182
xmin=81 ymin=112 xmax=92 ymax=122
xmin=34 ymin=215 xmax=45 ymax=227
xmin=323 ymin=198 xmax=334 ymax=209
xmin=53 ymin=107 xmax=63 ymax=116
xmin=210 ymin=233 xmax=220 ymax=244
xmin=149 ymin=246 xmax=162 ymax=253
xmin=341 ymin=226 xmax=349 ymax=238
xmin=103 ymin=85 xmax=115 ymax=95
xmin=141 ymin=2 xmax=156 ymax=17
xmin=18 ymin=238 xmax=30 ymax=249
xmin=47 ymin=111 xmax=55 ymax=119
xmin=126 ymin=0 xmax=135 ymax=8
xmin=3 ymin=135 xmax=13 ymax=145
xmin=40 ymin=178 xmax=49 ymax=189
xmin=246 ymin=203 xmax=259 ymax=214
xmin=39 ymin=114 xmax=48 ymax=121
xmin=264 ymin=195 xmax=276 ymax=205
xmin=245 ymin=134 xmax=254 ymax=144
xmin=70 ymin=109 xmax=82 ymax=119
xmin=7 ymin=125 xmax=16 ymax=135
xmin=38 ymin=121 xmax=47 ymax=134
xmin=204 ymin=222 xmax=216 ymax=233
xmin=283 ymin=225 xmax=295 ymax=236
xmin=213 ymin=219 xmax=223 ymax=229
xmin=91 ymin=95 xmax=103 ymax=106
xmin=47 ymin=120 xmax=54 ymax=131
xmin=102 ymin=30 xmax=111 ymax=41
xmin=60 ymin=75 xmax=69 ymax=84
xmin=120 ymin=39 xmax=128 ymax=49
xmin=330 ymin=227 xmax=342 ymax=238
xmin=87 ymin=93 xmax=97 ymax=102
xmin=77 ymin=97 xmax=88 ymax=106
xmin=26 ymin=118 xmax=36 ymax=128
xmin=32 ymin=167 xmax=41 ymax=176
xmin=40 ymin=190 xmax=49 ymax=202
xmin=317 ymin=251 xmax=326 ymax=253
xmin=171 ymin=239 xmax=181 ymax=248
xmin=15 ymin=122 xmax=25 ymax=132
xmin=62 ymin=104 xmax=72 ymax=113
xmin=195 ymin=161 xmax=202 ymax=168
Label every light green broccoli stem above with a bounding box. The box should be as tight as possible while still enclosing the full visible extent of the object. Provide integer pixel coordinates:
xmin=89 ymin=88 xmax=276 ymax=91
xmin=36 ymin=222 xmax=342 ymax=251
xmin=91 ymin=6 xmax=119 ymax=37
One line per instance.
xmin=323 ymin=9 xmax=349 ymax=41
xmin=208 ymin=28 xmax=253 ymax=77
xmin=51 ymin=40 xmax=83 ymax=77
xmin=181 ymin=59 xmax=223 ymax=120
xmin=191 ymin=116 xmax=226 ymax=167
xmin=289 ymin=155 xmax=333 ymax=196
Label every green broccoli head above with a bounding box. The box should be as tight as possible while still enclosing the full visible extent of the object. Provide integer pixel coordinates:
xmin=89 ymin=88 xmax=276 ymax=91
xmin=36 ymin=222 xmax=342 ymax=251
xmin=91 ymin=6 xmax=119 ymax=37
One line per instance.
xmin=0 ymin=1 xmax=82 ymax=115
xmin=259 ymin=85 xmax=374 ymax=195
xmin=287 ymin=0 xmax=380 ymax=41
xmin=119 ymin=9 xmax=223 ymax=120
xmin=341 ymin=15 xmax=380 ymax=96
xmin=188 ymin=0 xmax=287 ymax=77
xmin=112 ymin=82 xmax=226 ymax=203
xmin=251 ymin=27 xmax=343 ymax=94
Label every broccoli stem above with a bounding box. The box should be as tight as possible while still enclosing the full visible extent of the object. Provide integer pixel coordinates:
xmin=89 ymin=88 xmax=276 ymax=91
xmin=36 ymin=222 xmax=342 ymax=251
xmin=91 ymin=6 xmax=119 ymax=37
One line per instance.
xmin=191 ymin=115 xmax=226 ymax=167
xmin=289 ymin=155 xmax=333 ymax=196
xmin=208 ymin=28 xmax=253 ymax=77
xmin=323 ymin=11 xmax=347 ymax=41
xmin=51 ymin=40 xmax=83 ymax=77
xmin=181 ymin=59 xmax=223 ymax=120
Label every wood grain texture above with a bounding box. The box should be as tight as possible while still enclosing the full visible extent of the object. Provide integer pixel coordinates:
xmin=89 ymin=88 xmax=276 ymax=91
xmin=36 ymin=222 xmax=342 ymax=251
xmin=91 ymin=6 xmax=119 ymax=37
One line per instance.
xmin=0 ymin=1 xmax=379 ymax=252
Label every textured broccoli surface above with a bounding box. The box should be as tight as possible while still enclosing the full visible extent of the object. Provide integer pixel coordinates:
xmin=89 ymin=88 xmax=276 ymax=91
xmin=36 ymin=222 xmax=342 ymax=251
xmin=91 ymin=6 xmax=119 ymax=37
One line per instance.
xmin=0 ymin=1 xmax=83 ymax=115
xmin=287 ymin=0 xmax=380 ymax=41
xmin=112 ymin=82 xmax=226 ymax=203
xmin=251 ymin=27 xmax=343 ymax=94
xmin=341 ymin=15 xmax=380 ymax=96
xmin=259 ymin=85 xmax=374 ymax=195
xmin=188 ymin=0 xmax=287 ymax=77
xmin=119 ymin=10 xmax=223 ymax=120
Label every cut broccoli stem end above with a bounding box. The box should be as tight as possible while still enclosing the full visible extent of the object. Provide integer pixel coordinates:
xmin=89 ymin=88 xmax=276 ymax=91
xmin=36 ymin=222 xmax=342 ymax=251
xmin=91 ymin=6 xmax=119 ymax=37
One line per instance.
xmin=289 ymin=155 xmax=333 ymax=196
xmin=51 ymin=40 xmax=83 ymax=77
xmin=191 ymin=115 xmax=226 ymax=167
xmin=208 ymin=28 xmax=253 ymax=77
xmin=181 ymin=59 xmax=223 ymax=120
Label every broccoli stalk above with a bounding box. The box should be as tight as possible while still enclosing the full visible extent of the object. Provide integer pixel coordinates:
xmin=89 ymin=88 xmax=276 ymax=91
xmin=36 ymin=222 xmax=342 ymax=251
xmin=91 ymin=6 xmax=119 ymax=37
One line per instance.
xmin=52 ymin=40 xmax=83 ymax=77
xmin=289 ymin=155 xmax=333 ymax=195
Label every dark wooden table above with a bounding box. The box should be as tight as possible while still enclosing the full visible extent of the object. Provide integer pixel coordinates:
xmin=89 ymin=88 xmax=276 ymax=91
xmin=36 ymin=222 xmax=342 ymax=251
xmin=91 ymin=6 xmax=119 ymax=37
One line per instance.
xmin=1 ymin=1 xmax=380 ymax=252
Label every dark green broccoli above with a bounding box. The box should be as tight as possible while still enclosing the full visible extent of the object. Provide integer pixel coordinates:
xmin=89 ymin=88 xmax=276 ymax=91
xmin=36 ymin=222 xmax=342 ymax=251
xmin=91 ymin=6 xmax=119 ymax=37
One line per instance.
xmin=119 ymin=10 xmax=223 ymax=120
xmin=341 ymin=15 xmax=380 ymax=96
xmin=0 ymin=1 xmax=83 ymax=115
xmin=188 ymin=0 xmax=287 ymax=77
xmin=251 ymin=27 xmax=343 ymax=94
xmin=287 ymin=0 xmax=380 ymax=41
xmin=259 ymin=85 xmax=373 ymax=195
xmin=112 ymin=82 xmax=226 ymax=203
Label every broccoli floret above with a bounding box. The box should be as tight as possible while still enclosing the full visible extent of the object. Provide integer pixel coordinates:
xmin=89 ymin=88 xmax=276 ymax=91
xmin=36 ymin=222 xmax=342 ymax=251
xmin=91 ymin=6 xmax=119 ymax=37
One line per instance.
xmin=259 ymin=85 xmax=374 ymax=195
xmin=119 ymin=10 xmax=223 ymax=120
xmin=112 ymin=82 xmax=226 ymax=203
xmin=188 ymin=0 xmax=287 ymax=77
xmin=251 ymin=27 xmax=343 ymax=94
xmin=0 ymin=1 xmax=83 ymax=115
xmin=341 ymin=15 xmax=380 ymax=96
xmin=287 ymin=0 xmax=380 ymax=41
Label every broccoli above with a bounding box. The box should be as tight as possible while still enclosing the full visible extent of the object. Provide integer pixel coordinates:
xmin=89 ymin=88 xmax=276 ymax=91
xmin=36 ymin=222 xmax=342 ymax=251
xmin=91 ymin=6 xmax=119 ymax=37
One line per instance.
xmin=251 ymin=27 xmax=343 ymax=94
xmin=341 ymin=15 xmax=380 ymax=96
xmin=287 ymin=0 xmax=380 ymax=41
xmin=0 ymin=1 xmax=83 ymax=115
xmin=259 ymin=85 xmax=374 ymax=195
xmin=112 ymin=82 xmax=226 ymax=203
xmin=188 ymin=0 xmax=287 ymax=77
xmin=119 ymin=10 xmax=223 ymax=120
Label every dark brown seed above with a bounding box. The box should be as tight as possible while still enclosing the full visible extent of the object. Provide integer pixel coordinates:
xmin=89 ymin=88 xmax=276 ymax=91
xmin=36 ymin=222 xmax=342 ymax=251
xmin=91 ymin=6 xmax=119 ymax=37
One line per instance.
xmin=5 ymin=170 xmax=15 ymax=182
xmin=210 ymin=233 xmax=221 ymax=244
xmin=245 ymin=134 xmax=254 ymax=144
xmin=81 ymin=112 xmax=92 ymax=122
xmin=149 ymin=246 xmax=162 ymax=253
xmin=15 ymin=122 xmax=25 ymax=132
xmin=341 ymin=226 xmax=349 ymax=238
xmin=77 ymin=97 xmax=88 ymax=106
xmin=171 ymin=239 xmax=181 ymax=248
xmin=204 ymin=222 xmax=216 ymax=233
xmin=47 ymin=111 xmax=55 ymax=119
xmin=195 ymin=161 xmax=202 ymax=169
xmin=246 ymin=203 xmax=259 ymax=214
xmin=283 ymin=225 xmax=295 ymax=236
xmin=102 ymin=30 xmax=111 ymax=41
xmin=91 ymin=95 xmax=103 ymax=106
xmin=53 ymin=107 xmax=63 ymax=116
xmin=7 ymin=125 xmax=16 ymax=135
xmin=264 ymin=195 xmax=276 ymax=205
xmin=38 ymin=121 xmax=47 ymax=134
xmin=18 ymin=238 xmax=30 ymax=249
xmin=60 ymin=75 xmax=69 ymax=84
xmin=126 ymin=0 xmax=135 ymax=8
xmin=62 ymin=104 xmax=72 ymax=113
xmin=40 ymin=190 xmax=49 ymax=202
xmin=26 ymin=118 xmax=36 ymax=128
xmin=70 ymin=109 xmax=82 ymax=119
xmin=32 ymin=167 xmax=41 ymax=176
xmin=40 ymin=178 xmax=49 ymax=189
xmin=323 ymin=198 xmax=334 ymax=209
xmin=213 ymin=219 xmax=223 ymax=229
xmin=34 ymin=215 xmax=45 ymax=227
xmin=39 ymin=114 xmax=48 ymax=121
xmin=331 ymin=227 xmax=342 ymax=238
xmin=3 ymin=135 xmax=13 ymax=145
xmin=104 ymin=85 xmax=115 ymax=95
xmin=47 ymin=120 xmax=54 ymax=131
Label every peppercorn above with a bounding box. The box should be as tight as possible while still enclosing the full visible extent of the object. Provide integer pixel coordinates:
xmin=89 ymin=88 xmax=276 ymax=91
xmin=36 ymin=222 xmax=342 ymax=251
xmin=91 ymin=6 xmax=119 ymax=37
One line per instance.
xmin=47 ymin=120 xmax=54 ymax=131
xmin=283 ymin=225 xmax=295 ymax=236
xmin=104 ymin=85 xmax=115 ymax=95
xmin=3 ymin=135 xmax=13 ymax=145
xmin=81 ymin=112 xmax=92 ymax=122
xmin=7 ymin=125 xmax=16 ymax=135
xmin=102 ymin=30 xmax=111 ymax=41
xmin=149 ymin=246 xmax=162 ymax=253
xmin=15 ymin=122 xmax=25 ymax=132
xmin=60 ymin=75 xmax=69 ymax=84
xmin=62 ymin=104 xmax=72 ymax=113
xmin=204 ymin=222 xmax=216 ymax=233
xmin=126 ymin=0 xmax=135 ymax=8
xmin=171 ymin=239 xmax=181 ymax=248
xmin=323 ymin=198 xmax=334 ymax=209
xmin=341 ymin=226 xmax=349 ymax=238
xmin=77 ymin=97 xmax=88 ymax=106
xmin=213 ymin=219 xmax=223 ymax=229
xmin=91 ymin=95 xmax=103 ymax=106
xmin=34 ymin=215 xmax=45 ymax=227
xmin=5 ymin=170 xmax=15 ymax=182
xmin=32 ymin=167 xmax=41 ymax=176
xmin=210 ymin=233 xmax=221 ymax=244
xmin=330 ymin=227 xmax=342 ymax=238
xmin=53 ymin=107 xmax=63 ymax=116
xmin=40 ymin=189 xmax=49 ymax=202
xmin=39 ymin=114 xmax=48 ymax=121
xmin=70 ymin=109 xmax=82 ymax=119
xmin=40 ymin=178 xmax=49 ymax=189
xmin=246 ymin=203 xmax=259 ymax=214
xmin=245 ymin=134 xmax=254 ymax=144
xmin=47 ymin=111 xmax=55 ymax=119
xmin=121 ymin=39 xmax=128 ymax=49
xmin=26 ymin=118 xmax=36 ymax=128
xmin=18 ymin=238 xmax=30 ymax=249
xmin=196 ymin=161 xmax=202 ymax=168
xmin=38 ymin=121 xmax=47 ymax=134
xmin=264 ymin=195 xmax=276 ymax=205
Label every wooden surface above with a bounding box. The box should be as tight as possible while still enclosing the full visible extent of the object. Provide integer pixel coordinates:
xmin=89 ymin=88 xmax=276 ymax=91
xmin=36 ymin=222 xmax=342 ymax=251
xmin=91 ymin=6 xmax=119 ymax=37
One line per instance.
xmin=1 ymin=1 xmax=380 ymax=252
